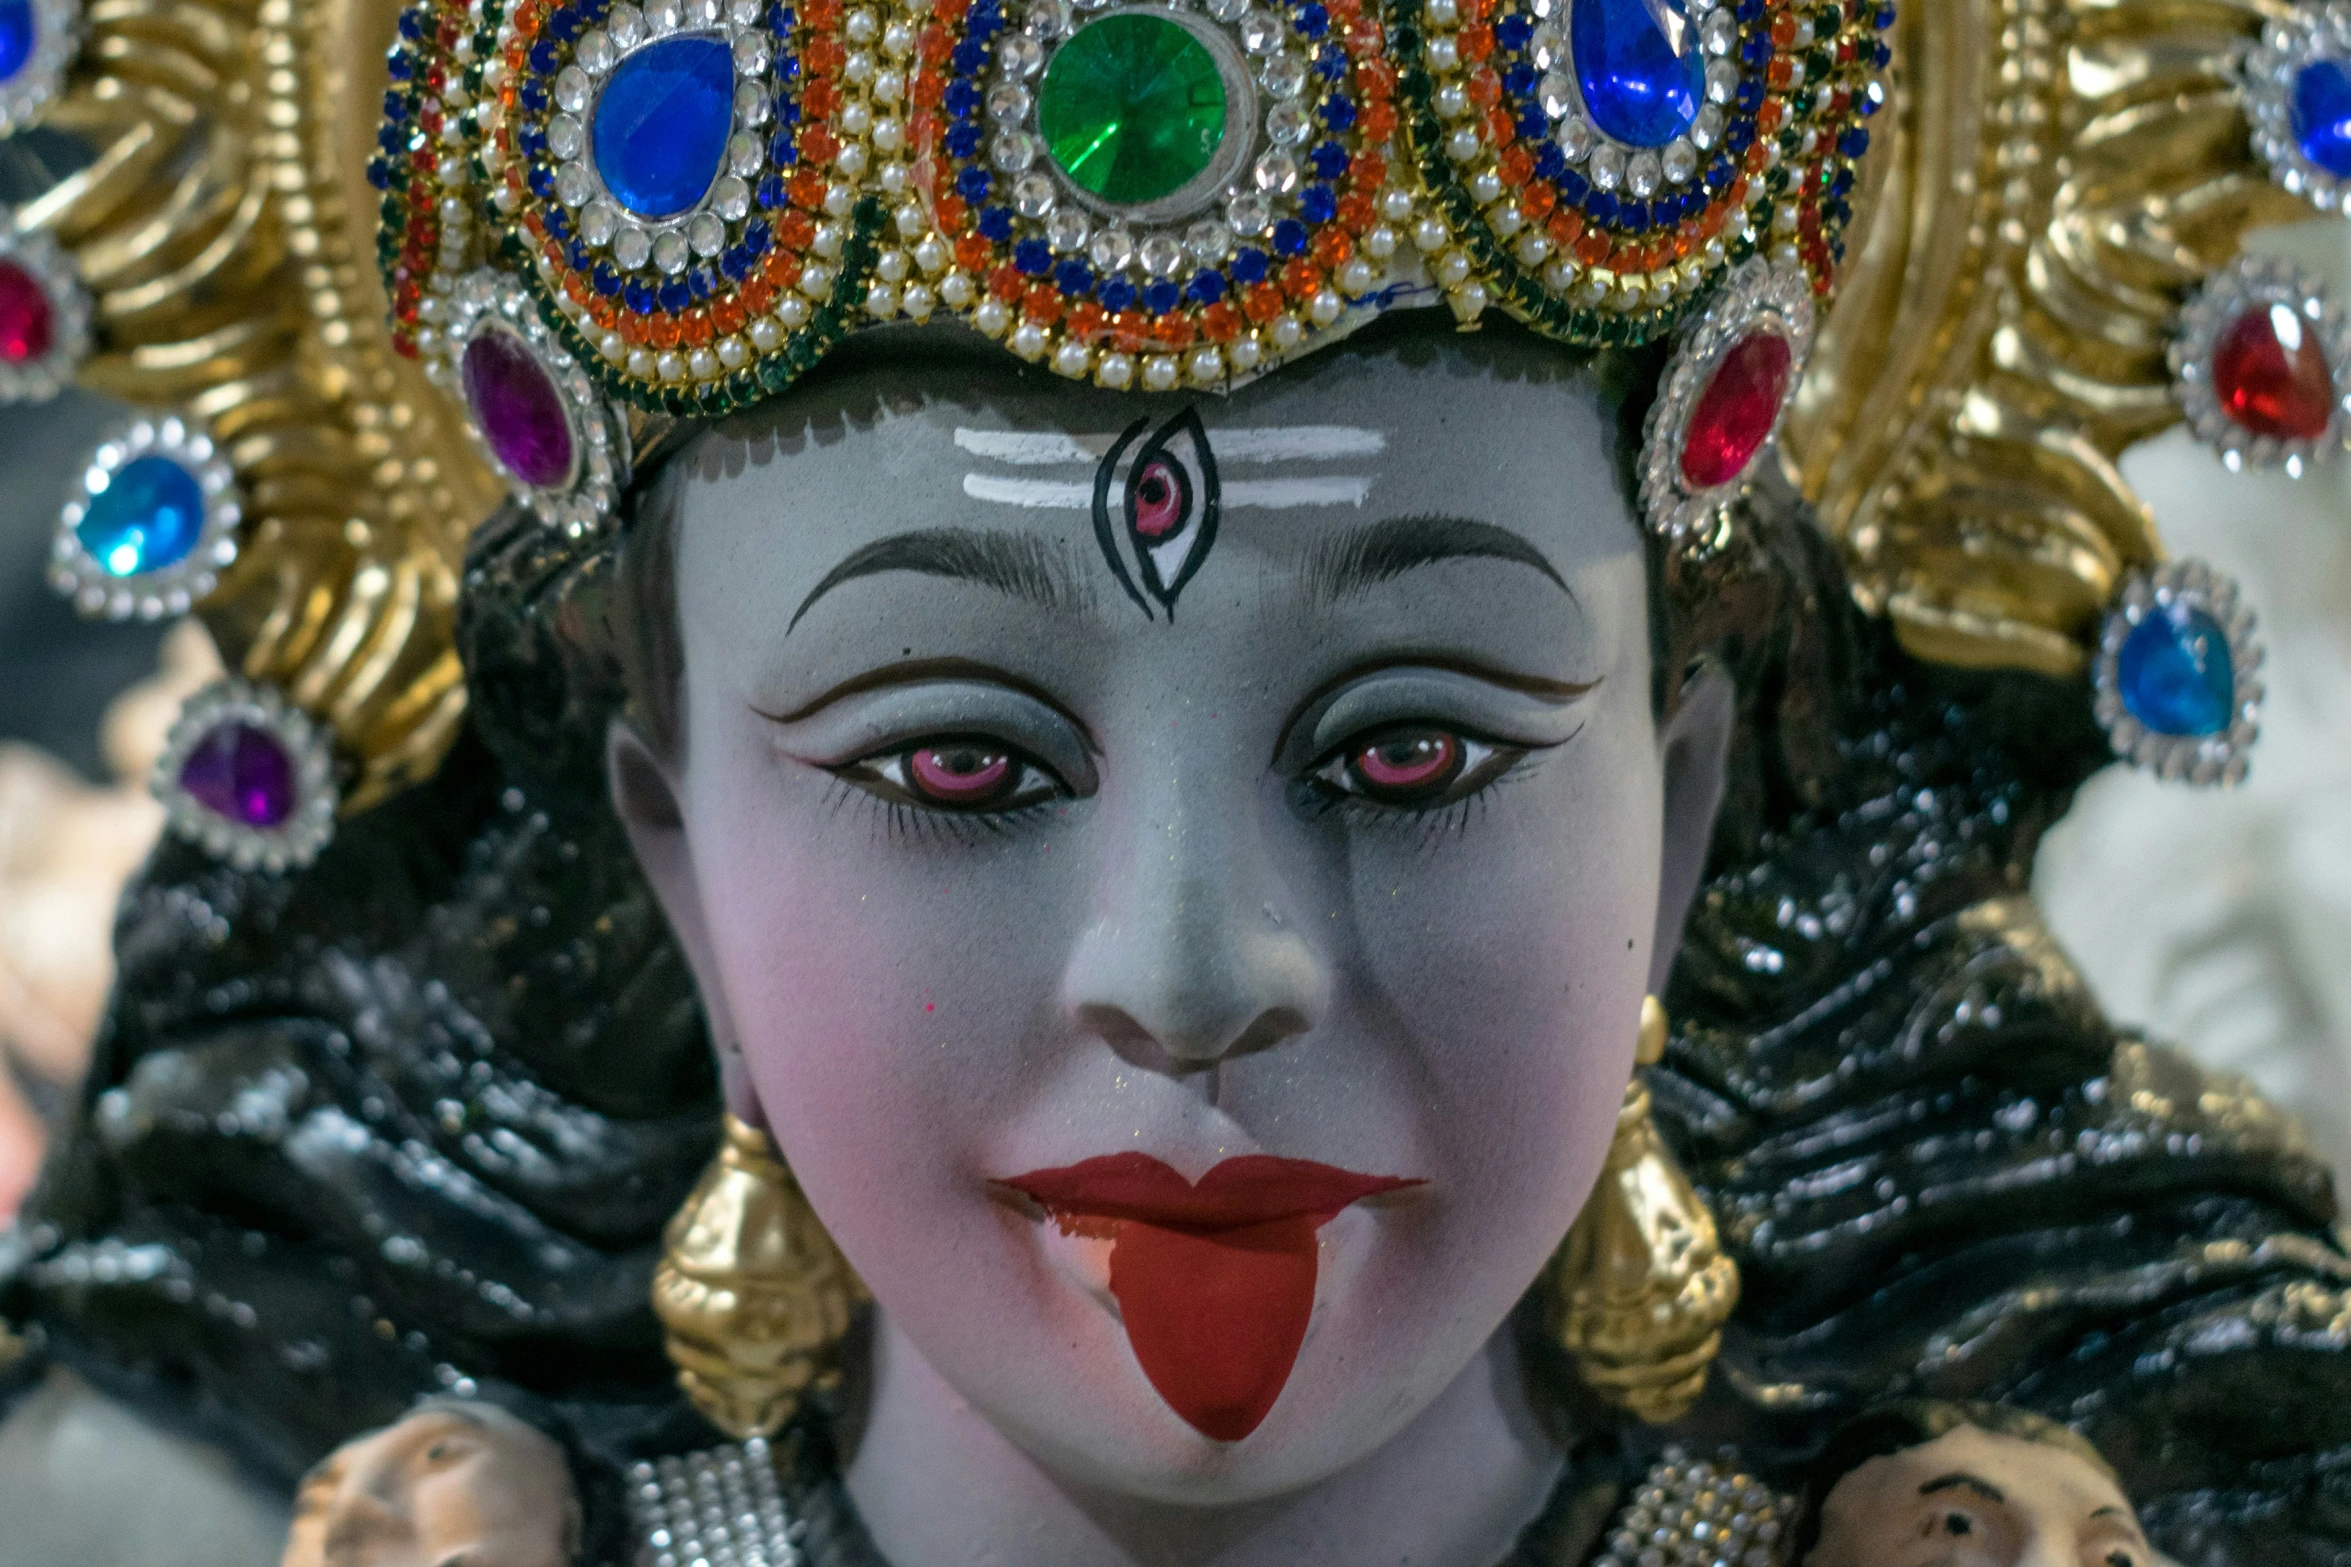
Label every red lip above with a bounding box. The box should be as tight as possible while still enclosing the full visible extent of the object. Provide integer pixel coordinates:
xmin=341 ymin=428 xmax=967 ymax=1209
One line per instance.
xmin=996 ymin=1153 xmax=1422 ymax=1443
xmin=998 ymin=1152 xmax=1420 ymax=1230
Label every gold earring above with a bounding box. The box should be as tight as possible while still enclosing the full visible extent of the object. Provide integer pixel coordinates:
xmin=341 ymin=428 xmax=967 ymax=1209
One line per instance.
xmin=1547 ymin=995 xmax=1740 ymax=1424
xmin=653 ymin=1113 xmax=868 ymax=1439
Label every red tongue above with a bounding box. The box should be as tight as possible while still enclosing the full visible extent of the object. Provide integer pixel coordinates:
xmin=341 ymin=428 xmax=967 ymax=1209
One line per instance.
xmin=1105 ymin=1215 xmax=1320 ymax=1443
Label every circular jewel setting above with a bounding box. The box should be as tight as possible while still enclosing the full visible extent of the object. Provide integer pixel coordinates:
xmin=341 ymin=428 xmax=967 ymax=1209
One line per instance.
xmin=2171 ymin=254 xmax=2351 ymax=476
xmin=433 ymin=269 xmax=629 ymax=531
xmin=2243 ymin=4 xmax=2351 ymax=211
xmin=1405 ymin=0 xmax=1891 ymax=341
xmin=474 ymin=0 xmax=883 ymax=411
xmin=154 ymin=678 xmax=340 ymax=873
xmin=51 ymin=415 xmax=241 ymax=621
xmin=1639 ymin=255 xmax=1810 ymax=539
xmin=2092 ymin=560 xmax=2263 ymax=787
xmin=0 ymin=0 xmax=80 ymax=137
xmin=920 ymin=0 xmax=1420 ymax=390
xmin=0 ymin=220 xmax=90 ymax=403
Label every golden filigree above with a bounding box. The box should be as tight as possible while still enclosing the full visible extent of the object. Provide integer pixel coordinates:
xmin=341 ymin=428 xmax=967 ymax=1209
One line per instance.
xmin=1789 ymin=0 xmax=2314 ymax=677
xmin=653 ymin=1113 xmax=868 ymax=1441
xmin=1549 ymin=1002 xmax=1741 ymax=1426
xmin=21 ymin=0 xmax=494 ymax=808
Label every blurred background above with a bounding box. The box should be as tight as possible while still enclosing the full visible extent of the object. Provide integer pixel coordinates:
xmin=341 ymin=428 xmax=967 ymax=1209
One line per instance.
xmin=0 ymin=226 xmax=2347 ymax=1215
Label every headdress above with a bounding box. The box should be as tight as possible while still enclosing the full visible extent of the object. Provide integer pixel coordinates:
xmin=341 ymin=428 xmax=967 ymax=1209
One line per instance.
xmin=0 ymin=0 xmax=2328 ymax=861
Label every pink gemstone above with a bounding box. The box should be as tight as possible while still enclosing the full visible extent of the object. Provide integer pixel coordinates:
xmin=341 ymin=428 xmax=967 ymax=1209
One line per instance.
xmin=462 ymin=327 xmax=576 ymax=488
xmin=0 ymin=259 xmax=54 ymax=365
xmin=178 ymin=721 xmax=298 ymax=829
xmin=2213 ymin=302 xmax=2334 ymax=442
xmin=1680 ymin=331 xmax=1794 ymax=490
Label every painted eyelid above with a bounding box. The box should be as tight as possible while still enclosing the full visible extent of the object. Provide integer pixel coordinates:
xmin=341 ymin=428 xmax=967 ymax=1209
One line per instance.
xmin=761 ymin=682 xmax=1098 ymax=793
xmin=1281 ymin=667 xmax=1590 ymax=771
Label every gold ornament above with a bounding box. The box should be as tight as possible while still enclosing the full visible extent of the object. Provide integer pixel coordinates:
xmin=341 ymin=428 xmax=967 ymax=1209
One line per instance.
xmin=1549 ymin=997 xmax=1739 ymax=1425
xmin=653 ymin=1113 xmax=867 ymax=1441
xmin=1788 ymin=0 xmax=2310 ymax=679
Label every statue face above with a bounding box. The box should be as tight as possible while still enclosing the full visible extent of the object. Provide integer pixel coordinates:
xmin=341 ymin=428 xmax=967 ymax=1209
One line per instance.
xmin=623 ymin=332 xmax=1727 ymax=1504
xmin=1806 ymin=1424 xmax=2153 ymax=1567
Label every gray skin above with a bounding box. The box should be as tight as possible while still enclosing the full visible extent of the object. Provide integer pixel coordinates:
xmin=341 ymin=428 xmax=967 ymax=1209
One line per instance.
xmin=611 ymin=325 xmax=1737 ymax=1567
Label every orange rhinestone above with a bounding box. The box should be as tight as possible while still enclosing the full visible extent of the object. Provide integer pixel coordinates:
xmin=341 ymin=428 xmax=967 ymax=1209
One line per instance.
xmin=1573 ymin=230 xmax=1612 ymax=265
xmin=1310 ymin=228 xmax=1353 ymax=267
xmin=1023 ymin=283 xmax=1063 ymax=324
xmin=1151 ymin=313 xmax=1195 ymax=348
xmin=988 ymin=264 xmax=1024 ymax=301
xmin=1200 ymin=302 xmax=1241 ymax=342
xmin=1243 ymin=283 xmax=1286 ymax=324
xmin=1280 ymin=257 xmax=1320 ymax=298
xmin=1337 ymin=192 xmax=1377 ymax=232
xmin=955 ymin=234 xmax=994 ymax=271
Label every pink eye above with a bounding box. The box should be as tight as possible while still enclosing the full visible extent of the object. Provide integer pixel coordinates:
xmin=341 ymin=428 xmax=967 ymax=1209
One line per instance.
xmin=1349 ymin=731 xmax=1462 ymax=800
xmin=906 ymin=744 xmax=1016 ymax=805
xmin=1132 ymin=459 xmax=1184 ymax=540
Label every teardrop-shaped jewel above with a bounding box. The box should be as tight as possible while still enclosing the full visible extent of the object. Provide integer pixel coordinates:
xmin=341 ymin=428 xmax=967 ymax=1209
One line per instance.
xmin=590 ymin=34 xmax=737 ymax=219
xmin=1570 ymin=0 xmax=1705 ymax=149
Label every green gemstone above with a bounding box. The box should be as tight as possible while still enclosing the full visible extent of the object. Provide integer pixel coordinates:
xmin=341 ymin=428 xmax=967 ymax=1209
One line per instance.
xmin=1038 ymin=14 xmax=1227 ymax=206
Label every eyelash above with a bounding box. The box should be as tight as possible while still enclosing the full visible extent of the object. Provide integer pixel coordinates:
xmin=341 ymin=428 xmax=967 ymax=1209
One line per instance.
xmin=830 ymin=723 xmax=1541 ymax=845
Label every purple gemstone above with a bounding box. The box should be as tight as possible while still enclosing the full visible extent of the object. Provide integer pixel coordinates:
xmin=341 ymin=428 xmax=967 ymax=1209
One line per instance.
xmin=461 ymin=327 xmax=576 ymax=489
xmin=178 ymin=721 xmax=299 ymax=829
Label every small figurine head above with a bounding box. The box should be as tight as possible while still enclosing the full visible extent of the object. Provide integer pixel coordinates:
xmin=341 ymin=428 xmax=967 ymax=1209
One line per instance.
xmin=1797 ymin=1402 xmax=2155 ymax=1567
xmin=280 ymin=1400 xmax=581 ymax=1567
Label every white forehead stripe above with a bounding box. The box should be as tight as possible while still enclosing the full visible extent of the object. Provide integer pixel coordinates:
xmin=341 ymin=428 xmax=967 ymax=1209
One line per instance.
xmin=961 ymin=475 xmax=1372 ymax=509
xmin=958 ymin=424 xmax=1380 ymax=511
xmin=953 ymin=425 xmax=1386 ymax=465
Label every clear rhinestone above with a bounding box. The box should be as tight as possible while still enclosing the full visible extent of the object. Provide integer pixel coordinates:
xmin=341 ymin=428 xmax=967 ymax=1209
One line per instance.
xmin=1089 ymin=225 xmax=1135 ymax=270
xmin=1530 ymin=21 xmax=1561 ymax=69
xmin=608 ymin=3 xmax=644 ymax=44
xmin=688 ymin=211 xmax=726 ymax=254
xmin=993 ymin=129 xmax=1039 ymax=171
xmin=1701 ymin=8 xmax=1735 ymax=53
xmin=582 ymin=198 xmax=619 ymax=243
xmin=653 ymin=229 xmax=691 ymax=273
xmin=1013 ymin=171 xmax=1057 ymax=215
xmin=735 ymin=80 xmax=771 ymax=125
xmin=729 ymin=130 xmax=764 ymax=175
xmin=1253 ymin=149 xmax=1298 ymax=190
xmin=1590 ymin=143 xmax=1624 ymax=189
xmin=1239 ymin=9 xmax=1283 ymax=53
xmin=1225 ymin=189 xmax=1272 ymax=232
xmin=1705 ymin=58 xmax=1738 ymax=104
xmin=1205 ymin=0 xmax=1249 ymax=17
xmin=1662 ymin=137 xmax=1696 ymax=183
xmin=713 ymin=175 xmax=751 ymax=219
xmin=1262 ymin=50 xmax=1309 ymax=97
xmin=1627 ymin=150 xmax=1660 ymax=196
xmin=1266 ymin=99 xmax=1310 ymax=144
xmin=733 ymin=30 xmax=771 ymax=71
xmin=554 ymin=161 xmax=593 ymax=206
xmin=577 ymin=29 xmax=614 ymax=72
xmin=614 ymin=226 xmax=652 ymax=268
xmin=554 ymin=66 xmax=592 ymax=111
xmin=1139 ymin=233 xmax=1184 ymax=276
xmin=1557 ymin=114 xmax=1594 ymax=160
xmin=1046 ymin=207 xmax=1090 ymax=250
xmin=1538 ymin=69 xmax=1575 ymax=118
xmin=1000 ymin=34 xmax=1043 ymax=75
xmin=548 ymin=113 xmax=585 ymax=158
xmin=987 ymin=81 xmax=1031 ymax=121
xmin=1184 ymin=218 xmax=1232 ymax=260
xmin=1690 ymin=103 xmax=1723 ymax=150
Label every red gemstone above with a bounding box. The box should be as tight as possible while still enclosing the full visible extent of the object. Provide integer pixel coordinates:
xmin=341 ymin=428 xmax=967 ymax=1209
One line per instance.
xmin=0 ymin=259 xmax=54 ymax=365
xmin=1680 ymin=330 xmax=1793 ymax=490
xmin=2213 ymin=302 xmax=2334 ymax=441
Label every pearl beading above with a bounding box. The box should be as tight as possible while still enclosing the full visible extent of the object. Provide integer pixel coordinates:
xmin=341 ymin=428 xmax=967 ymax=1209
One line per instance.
xmin=626 ymin=1438 xmax=805 ymax=1567
xmin=1590 ymin=1448 xmax=1795 ymax=1567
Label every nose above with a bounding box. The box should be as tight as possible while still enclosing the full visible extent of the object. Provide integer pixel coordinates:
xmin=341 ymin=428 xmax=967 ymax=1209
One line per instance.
xmin=1060 ymin=764 xmax=1328 ymax=1078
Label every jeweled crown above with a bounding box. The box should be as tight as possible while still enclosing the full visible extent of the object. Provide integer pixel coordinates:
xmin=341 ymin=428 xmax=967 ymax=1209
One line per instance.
xmin=0 ymin=0 xmax=2334 ymax=867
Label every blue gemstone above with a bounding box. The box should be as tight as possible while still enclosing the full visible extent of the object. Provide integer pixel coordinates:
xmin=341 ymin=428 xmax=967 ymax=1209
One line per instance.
xmin=1572 ymin=0 xmax=1702 ymax=146
xmin=2118 ymin=602 xmax=2235 ymax=738
xmin=78 ymin=456 xmax=207 ymax=578
xmin=2293 ymin=59 xmax=2351 ymax=178
xmin=591 ymin=35 xmax=736 ymax=219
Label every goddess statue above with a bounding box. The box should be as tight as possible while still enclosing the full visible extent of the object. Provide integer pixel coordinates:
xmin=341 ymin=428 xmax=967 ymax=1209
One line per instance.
xmin=0 ymin=0 xmax=2348 ymax=1562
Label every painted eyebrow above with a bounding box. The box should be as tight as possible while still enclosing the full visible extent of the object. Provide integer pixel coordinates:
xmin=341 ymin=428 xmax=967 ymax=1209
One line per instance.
xmin=1919 ymin=1474 xmax=2007 ymax=1504
xmin=1302 ymin=513 xmax=1573 ymax=608
xmin=750 ymin=655 xmax=1100 ymax=752
xmin=789 ymin=528 xmax=1092 ymax=631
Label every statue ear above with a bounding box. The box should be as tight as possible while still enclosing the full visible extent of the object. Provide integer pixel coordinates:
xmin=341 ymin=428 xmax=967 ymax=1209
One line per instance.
xmin=607 ymin=719 xmax=764 ymax=1128
xmin=1650 ymin=664 xmax=1735 ymax=998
